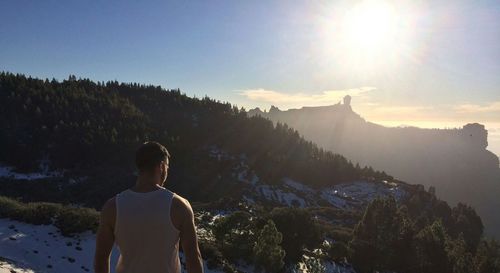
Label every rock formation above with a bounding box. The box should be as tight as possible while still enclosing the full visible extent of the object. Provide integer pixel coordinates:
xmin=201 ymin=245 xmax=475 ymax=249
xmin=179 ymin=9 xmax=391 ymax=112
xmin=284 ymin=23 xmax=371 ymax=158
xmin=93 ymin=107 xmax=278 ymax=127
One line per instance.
xmin=248 ymin=96 xmax=500 ymax=238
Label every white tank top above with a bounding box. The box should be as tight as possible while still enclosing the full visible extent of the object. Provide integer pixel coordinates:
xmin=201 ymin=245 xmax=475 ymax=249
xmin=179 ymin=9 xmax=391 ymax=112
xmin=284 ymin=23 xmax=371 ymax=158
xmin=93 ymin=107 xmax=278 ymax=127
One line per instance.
xmin=114 ymin=187 xmax=181 ymax=273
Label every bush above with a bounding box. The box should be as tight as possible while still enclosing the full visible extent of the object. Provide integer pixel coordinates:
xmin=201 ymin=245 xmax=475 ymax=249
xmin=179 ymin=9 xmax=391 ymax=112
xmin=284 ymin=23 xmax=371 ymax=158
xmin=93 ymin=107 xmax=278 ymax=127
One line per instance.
xmin=320 ymin=224 xmax=353 ymax=243
xmin=55 ymin=207 xmax=99 ymax=235
xmin=20 ymin=203 xmax=62 ymax=225
xmin=329 ymin=241 xmax=348 ymax=262
xmin=213 ymin=211 xmax=255 ymax=262
xmin=199 ymin=241 xmax=224 ymax=269
xmin=0 ymin=196 xmax=24 ymax=218
xmin=270 ymin=207 xmax=323 ymax=262
xmin=0 ymin=195 xmax=98 ymax=236
xmin=222 ymin=263 xmax=237 ymax=273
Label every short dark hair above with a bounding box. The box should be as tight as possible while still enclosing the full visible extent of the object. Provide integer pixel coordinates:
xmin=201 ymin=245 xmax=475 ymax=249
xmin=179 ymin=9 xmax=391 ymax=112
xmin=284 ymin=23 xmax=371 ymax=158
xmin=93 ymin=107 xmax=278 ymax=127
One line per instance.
xmin=135 ymin=141 xmax=170 ymax=172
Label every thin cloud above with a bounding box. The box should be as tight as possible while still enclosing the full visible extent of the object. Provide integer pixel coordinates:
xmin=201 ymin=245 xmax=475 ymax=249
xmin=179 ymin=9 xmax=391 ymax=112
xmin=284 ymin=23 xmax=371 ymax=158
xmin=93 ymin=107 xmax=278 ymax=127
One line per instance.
xmin=365 ymin=105 xmax=435 ymax=122
xmin=453 ymin=101 xmax=500 ymax=113
xmin=239 ymin=87 xmax=375 ymax=105
xmin=359 ymin=102 xmax=381 ymax=107
xmin=371 ymin=105 xmax=433 ymax=114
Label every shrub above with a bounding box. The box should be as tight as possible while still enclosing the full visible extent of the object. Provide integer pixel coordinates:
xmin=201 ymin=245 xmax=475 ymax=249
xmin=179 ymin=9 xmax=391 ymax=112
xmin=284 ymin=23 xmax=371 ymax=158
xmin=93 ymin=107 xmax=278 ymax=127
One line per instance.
xmin=213 ymin=211 xmax=255 ymax=262
xmin=199 ymin=241 xmax=224 ymax=269
xmin=0 ymin=195 xmax=98 ymax=236
xmin=329 ymin=241 xmax=348 ymax=262
xmin=0 ymin=196 xmax=24 ymax=218
xmin=55 ymin=207 xmax=99 ymax=235
xmin=270 ymin=207 xmax=323 ymax=262
xmin=222 ymin=263 xmax=237 ymax=273
xmin=20 ymin=203 xmax=62 ymax=225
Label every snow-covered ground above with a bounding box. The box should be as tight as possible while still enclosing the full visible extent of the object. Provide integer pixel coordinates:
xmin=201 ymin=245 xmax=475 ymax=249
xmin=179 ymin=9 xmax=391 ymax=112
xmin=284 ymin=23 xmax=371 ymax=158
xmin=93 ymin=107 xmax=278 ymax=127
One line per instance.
xmin=320 ymin=181 xmax=406 ymax=209
xmin=323 ymin=261 xmax=357 ymax=273
xmin=209 ymin=146 xmax=406 ymax=210
xmin=283 ymin=178 xmax=315 ymax=194
xmin=0 ymin=218 xmax=110 ymax=273
xmin=0 ymin=257 xmax=35 ymax=273
xmin=0 ymin=218 xmax=224 ymax=273
xmin=0 ymin=161 xmax=63 ymax=181
xmin=250 ymin=178 xmax=406 ymax=210
xmin=256 ymin=184 xmax=309 ymax=207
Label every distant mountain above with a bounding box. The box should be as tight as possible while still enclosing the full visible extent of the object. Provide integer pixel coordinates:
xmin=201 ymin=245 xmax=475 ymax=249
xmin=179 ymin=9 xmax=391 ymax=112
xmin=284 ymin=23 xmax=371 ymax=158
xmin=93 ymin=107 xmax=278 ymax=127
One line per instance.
xmin=249 ymin=96 xmax=500 ymax=238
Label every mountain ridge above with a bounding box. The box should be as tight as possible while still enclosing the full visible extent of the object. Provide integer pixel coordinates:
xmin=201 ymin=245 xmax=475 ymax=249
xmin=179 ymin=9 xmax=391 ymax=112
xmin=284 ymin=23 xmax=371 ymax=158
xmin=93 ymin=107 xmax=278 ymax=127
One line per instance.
xmin=248 ymin=97 xmax=500 ymax=238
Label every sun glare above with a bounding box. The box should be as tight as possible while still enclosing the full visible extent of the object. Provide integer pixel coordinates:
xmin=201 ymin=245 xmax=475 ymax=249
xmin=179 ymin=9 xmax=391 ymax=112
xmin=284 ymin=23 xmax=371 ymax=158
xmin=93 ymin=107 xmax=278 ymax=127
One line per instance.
xmin=343 ymin=1 xmax=396 ymax=52
xmin=319 ymin=0 xmax=414 ymax=73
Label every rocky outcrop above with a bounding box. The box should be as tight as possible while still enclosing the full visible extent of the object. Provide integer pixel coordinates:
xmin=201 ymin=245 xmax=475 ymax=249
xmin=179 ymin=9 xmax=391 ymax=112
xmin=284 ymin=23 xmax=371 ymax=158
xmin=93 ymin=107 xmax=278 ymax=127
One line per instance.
xmin=248 ymin=96 xmax=500 ymax=238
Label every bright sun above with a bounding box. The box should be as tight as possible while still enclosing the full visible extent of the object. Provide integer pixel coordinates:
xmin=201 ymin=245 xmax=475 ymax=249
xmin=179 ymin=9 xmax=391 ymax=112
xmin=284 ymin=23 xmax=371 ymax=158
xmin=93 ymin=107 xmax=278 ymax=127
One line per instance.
xmin=343 ymin=1 xmax=397 ymax=54
xmin=319 ymin=0 xmax=414 ymax=72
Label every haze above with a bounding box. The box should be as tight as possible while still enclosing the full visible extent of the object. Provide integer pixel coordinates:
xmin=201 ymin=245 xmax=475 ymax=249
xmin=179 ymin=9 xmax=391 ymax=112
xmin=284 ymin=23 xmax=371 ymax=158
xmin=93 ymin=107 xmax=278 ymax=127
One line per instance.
xmin=1 ymin=0 xmax=499 ymax=156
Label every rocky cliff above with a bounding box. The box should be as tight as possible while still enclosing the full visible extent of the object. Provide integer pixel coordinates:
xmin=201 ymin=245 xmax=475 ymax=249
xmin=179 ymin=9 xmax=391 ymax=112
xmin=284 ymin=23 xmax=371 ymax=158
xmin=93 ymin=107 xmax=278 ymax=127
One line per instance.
xmin=249 ymin=97 xmax=500 ymax=238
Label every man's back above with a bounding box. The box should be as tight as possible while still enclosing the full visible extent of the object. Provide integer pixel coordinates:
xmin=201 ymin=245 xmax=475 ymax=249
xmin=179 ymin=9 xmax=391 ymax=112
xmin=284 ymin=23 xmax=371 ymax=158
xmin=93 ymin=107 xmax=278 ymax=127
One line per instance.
xmin=94 ymin=141 xmax=203 ymax=273
xmin=114 ymin=188 xmax=180 ymax=273
xmin=95 ymin=187 xmax=202 ymax=273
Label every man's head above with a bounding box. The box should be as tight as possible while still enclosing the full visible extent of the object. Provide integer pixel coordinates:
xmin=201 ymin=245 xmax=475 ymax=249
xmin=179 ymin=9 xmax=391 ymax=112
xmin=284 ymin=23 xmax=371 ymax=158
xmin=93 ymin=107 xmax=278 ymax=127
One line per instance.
xmin=135 ymin=141 xmax=170 ymax=185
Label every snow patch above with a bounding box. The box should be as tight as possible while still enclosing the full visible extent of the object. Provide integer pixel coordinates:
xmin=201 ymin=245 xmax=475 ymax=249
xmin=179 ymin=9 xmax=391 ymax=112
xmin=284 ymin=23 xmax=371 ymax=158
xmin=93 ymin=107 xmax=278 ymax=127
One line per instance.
xmin=256 ymin=185 xmax=308 ymax=208
xmin=295 ymin=253 xmax=357 ymax=273
xmin=0 ymin=218 xmax=108 ymax=273
xmin=320 ymin=181 xmax=406 ymax=209
xmin=242 ymin=195 xmax=256 ymax=204
xmin=0 ymin=218 xmax=224 ymax=273
xmin=283 ymin=178 xmax=315 ymax=194
xmin=0 ymin=162 xmax=63 ymax=181
xmin=320 ymin=190 xmax=350 ymax=209
xmin=0 ymin=257 xmax=35 ymax=273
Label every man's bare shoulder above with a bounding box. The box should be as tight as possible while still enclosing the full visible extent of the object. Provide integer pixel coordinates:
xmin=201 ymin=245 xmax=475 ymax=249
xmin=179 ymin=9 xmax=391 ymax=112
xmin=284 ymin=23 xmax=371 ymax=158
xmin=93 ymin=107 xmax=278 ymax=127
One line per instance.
xmin=100 ymin=197 xmax=117 ymax=226
xmin=171 ymin=193 xmax=194 ymax=230
xmin=102 ymin=197 xmax=117 ymax=212
xmin=172 ymin=193 xmax=193 ymax=216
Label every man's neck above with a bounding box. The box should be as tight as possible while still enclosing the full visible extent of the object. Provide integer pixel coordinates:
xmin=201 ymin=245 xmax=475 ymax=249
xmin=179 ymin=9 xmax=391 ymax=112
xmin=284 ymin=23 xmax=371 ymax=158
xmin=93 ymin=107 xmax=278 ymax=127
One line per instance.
xmin=131 ymin=176 xmax=163 ymax=193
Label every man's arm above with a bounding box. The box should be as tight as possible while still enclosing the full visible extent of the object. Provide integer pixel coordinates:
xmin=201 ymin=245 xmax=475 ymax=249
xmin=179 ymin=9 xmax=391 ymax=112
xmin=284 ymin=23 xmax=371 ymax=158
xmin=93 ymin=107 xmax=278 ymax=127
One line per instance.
xmin=94 ymin=197 xmax=116 ymax=273
xmin=174 ymin=197 xmax=203 ymax=273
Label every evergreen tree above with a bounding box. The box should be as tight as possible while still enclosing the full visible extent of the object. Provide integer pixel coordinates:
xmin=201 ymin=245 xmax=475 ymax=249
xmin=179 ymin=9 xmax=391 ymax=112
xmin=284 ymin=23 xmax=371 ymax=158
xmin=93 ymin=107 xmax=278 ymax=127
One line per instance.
xmin=253 ymin=220 xmax=285 ymax=273
xmin=446 ymin=233 xmax=475 ymax=273
xmin=270 ymin=207 xmax=323 ymax=262
xmin=413 ymin=220 xmax=451 ymax=273
xmin=213 ymin=211 xmax=255 ymax=261
xmin=348 ymin=197 xmax=411 ymax=272
xmin=450 ymin=203 xmax=483 ymax=251
xmin=475 ymin=239 xmax=500 ymax=273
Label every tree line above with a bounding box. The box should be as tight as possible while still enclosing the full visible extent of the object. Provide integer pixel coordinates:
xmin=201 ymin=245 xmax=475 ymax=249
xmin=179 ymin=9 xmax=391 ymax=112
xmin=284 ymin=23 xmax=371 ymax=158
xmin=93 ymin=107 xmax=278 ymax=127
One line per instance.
xmin=0 ymin=72 xmax=390 ymax=207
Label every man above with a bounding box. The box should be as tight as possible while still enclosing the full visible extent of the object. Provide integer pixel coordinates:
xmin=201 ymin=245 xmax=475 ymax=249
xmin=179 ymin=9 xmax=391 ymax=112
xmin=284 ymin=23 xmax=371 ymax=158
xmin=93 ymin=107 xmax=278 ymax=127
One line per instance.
xmin=94 ymin=141 xmax=203 ymax=273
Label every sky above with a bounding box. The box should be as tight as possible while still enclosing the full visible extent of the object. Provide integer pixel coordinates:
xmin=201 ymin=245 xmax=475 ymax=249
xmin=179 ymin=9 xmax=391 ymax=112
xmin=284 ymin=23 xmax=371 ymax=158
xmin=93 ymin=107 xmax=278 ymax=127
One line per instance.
xmin=1 ymin=0 xmax=499 ymax=156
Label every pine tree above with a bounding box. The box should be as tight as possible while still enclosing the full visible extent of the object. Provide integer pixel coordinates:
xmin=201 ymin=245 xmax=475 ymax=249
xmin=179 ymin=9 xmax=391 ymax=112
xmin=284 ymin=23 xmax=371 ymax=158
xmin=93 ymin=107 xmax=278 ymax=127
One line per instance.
xmin=414 ymin=220 xmax=451 ymax=273
xmin=253 ymin=220 xmax=285 ymax=273
xmin=446 ymin=233 xmax=475 ymax=273
xmin=348 ymin=197 xmax=408 ymax=272
xmin=474 ymin=239 xmax=500 ymax=273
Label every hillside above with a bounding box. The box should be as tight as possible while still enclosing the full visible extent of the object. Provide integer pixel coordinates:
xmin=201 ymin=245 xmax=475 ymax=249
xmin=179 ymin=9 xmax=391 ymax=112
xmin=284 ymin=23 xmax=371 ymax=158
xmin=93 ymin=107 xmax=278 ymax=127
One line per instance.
xmin=248 ymin=96 xmax=500 ymax=238
xmin=0 ymin=73 xmax=499 ymax=273
xmin=0 ymin=72 xmax=392 ymax=207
